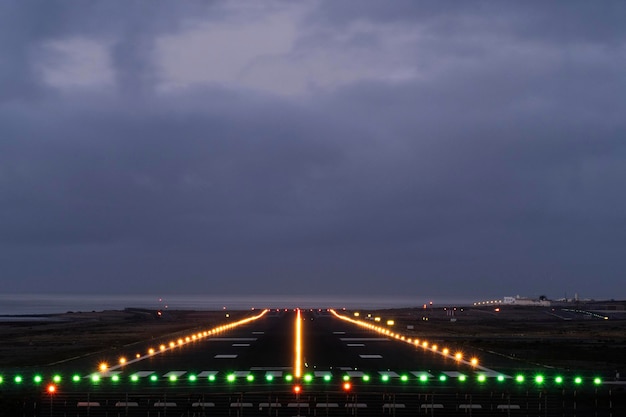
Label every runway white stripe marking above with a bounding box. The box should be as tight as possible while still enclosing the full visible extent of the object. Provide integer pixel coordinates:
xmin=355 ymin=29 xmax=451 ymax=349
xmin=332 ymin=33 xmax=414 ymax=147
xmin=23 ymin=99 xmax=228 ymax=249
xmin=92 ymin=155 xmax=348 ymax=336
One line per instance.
xmin=333 ymin=331 xmax=346 ymax=334
xmin=250 ymin=366 xmax=290 ymax=370
xmin=210 ymin=338 xmax=257 ymax=341
xmin=347 ymin=371 xmax=365 ymax=377
xmin=234 ymin=371 xmax=250 ymax=377
xmin=214 ymin=354 xmax=238 ymax=359
xmin=347 ymin=343 xmax=365 ymax=347
xmin=411 ymin=371 xmax=434 ymax=378
xmin=340 ymin=338 xmax=388 ymax=342
xmin=265 ymin=371 xmax=283 ymax=377
xmin=132 ymin=371 xmax=155 ymax=378
xmin=163 ymin=371 xmax=186 ymax=377
xmin=379 ymin=371 xmax=399 ymax=377
xmin=442 ymin=371 xmax=465 ymax=377
xmin=314 ymin=371 xmax=332 ymax=378
xmin=252 ymin=331 xmax=264 ymax=334
xmin=480 ymin=371 xmax=511 ymax=378
xmin=359 ymin=354 xmax=383 ymax=358
xmin=197 ymin=371 xmax=218 ymax=377
xmin=232 ymin=343 xmax=250 ymax=347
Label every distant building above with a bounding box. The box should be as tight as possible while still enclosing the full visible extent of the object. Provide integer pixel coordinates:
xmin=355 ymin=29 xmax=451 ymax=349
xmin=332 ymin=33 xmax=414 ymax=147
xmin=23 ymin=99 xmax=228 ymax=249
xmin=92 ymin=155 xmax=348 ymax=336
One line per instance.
xmin=503 ymin=295 xmax=550 ymax=307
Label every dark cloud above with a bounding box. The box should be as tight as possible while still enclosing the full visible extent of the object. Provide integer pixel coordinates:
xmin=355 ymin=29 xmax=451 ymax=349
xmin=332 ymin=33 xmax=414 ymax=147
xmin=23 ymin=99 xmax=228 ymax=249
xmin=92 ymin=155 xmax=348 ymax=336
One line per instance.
xmin=0 ymin=1 xmax=625 ymax=301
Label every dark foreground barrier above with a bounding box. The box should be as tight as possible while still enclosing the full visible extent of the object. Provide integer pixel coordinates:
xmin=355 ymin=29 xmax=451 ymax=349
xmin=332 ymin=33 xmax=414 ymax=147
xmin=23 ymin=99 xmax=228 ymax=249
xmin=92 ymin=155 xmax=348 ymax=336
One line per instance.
xmin=1 ymin=385 xmax=625 ymax=417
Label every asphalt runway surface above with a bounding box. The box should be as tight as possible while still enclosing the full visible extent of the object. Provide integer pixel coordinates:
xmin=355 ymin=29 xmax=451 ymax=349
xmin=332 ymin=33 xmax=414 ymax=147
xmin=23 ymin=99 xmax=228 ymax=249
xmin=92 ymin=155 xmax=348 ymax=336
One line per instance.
xmin=2 ymin=309 xmax=624 ymax=416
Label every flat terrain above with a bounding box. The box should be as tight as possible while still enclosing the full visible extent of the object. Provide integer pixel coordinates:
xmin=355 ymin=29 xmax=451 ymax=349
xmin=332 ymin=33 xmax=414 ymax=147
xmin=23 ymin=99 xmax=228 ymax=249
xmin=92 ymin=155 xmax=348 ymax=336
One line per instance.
xmin=1 ymin=303 xmax=625 ymax=375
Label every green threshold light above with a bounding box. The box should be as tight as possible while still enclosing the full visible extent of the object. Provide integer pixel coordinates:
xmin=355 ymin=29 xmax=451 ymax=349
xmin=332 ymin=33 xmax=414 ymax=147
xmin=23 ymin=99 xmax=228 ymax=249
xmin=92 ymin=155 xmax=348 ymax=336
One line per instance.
xmin=265 ymin=374 xmax=274 ymax=382
xmin=111 ymin=375 xmax=119 ymax=382
xmin=246 ymin=374 xmax=254 ymax=382
xmin=33 ymin=375 xmax=42 ymax=384
xmin=574 ymin=377 xmax=583 ymax=385
xmin=285 ymin=374 xmax=293 ymax=382
xmin=150 ymin=375 xmax=158 ymax=382
xmin=400 ymin=375 xmax=409 ymax=382
xmin=362 ymin=374 xmax=370 ymax=382
xmin=477 ymin=374 xmax=486 ymax=383
xmin=169 ymin=375 xmax=177 ymax=382
xmin=458 ymin=375 xmax=467 ymax=382
xmin=439 ymin=375 xmax=447 ymax=382
xmin=594 ymin=377 xmax=602 ymax=385
xmin=14 ymin=376 xmax=23 ymax=384
xmin=419 ymin=374 xmax=428 ymax=382
xmin=227 ymin=374 xmax=236 ymax=383
xmin=53 ymin=375 xmax=62 ymax=383
xmin=130 ymin=375 xmax=139 ymax=382
xmin=323 ymin=374 xmax=332 ymax=382
xmin=188 ymin=375 xmax=197 ymax=382
xmin=515 ymin=375 xmax=525 ymax=383
xmin=535 ymin=375 xmax=544 ymax=384
xmin=303 ymin=374 xmax=313 ymax=382
xmin=91 ymin=375 xmax=100 ymax=383
xmin=72 ymin=375 xmax=81 ymax=382
xmin=381 ymin=374 xmax=389 ymax=382
xmin=497 ymin=375 xmax=505 ymax=382
xmin=555 ymin=376 xmax=563 ymax=384
xmin=208 ymin=375 xmax=216 ymax=382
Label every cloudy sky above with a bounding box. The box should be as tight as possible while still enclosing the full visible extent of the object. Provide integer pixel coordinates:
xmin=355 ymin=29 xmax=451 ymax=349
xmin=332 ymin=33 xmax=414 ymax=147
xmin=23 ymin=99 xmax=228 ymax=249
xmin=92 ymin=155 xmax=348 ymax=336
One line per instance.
xmin=1 ymin=1 xmax=625 ymax=302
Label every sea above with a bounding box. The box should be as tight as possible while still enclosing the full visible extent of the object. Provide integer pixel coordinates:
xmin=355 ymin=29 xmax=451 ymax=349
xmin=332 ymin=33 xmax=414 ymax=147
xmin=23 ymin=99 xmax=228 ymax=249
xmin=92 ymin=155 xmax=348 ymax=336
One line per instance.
xmin=0 ymin=294 xmax=473 ymax=316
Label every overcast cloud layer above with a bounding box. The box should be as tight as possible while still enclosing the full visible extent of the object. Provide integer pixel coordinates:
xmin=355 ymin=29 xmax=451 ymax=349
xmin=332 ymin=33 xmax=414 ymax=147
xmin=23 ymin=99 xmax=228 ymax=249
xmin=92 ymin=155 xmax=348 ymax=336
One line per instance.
xmin=1 ymin=1 xmax=625 ymax=301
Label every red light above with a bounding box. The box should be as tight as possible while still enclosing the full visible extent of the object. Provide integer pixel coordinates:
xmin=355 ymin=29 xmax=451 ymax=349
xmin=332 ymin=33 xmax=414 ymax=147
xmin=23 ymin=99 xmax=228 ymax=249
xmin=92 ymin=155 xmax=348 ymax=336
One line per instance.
xmin=293 ymin=385 xmax=301 ymax=394
xmin=47 ymin=384 xmax=56 ymax=394
xmin=343 ymin=382 xmax=351 ymax=391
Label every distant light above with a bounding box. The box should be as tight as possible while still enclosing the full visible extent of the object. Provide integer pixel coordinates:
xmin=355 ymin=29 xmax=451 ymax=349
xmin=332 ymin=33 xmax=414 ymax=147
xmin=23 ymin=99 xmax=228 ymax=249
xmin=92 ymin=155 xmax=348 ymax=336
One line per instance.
xmin=99 ymin=363 xmax=108 ymax=372
xmin=148 ymin=348 xmax=155 ymax=355
xmin=353 ymin=312 xmax=360 ymax=317
xmin=386 ymin=320 xmax=395 ymax=326
xmin=119 ymin=357 xmax=126 ymax=365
